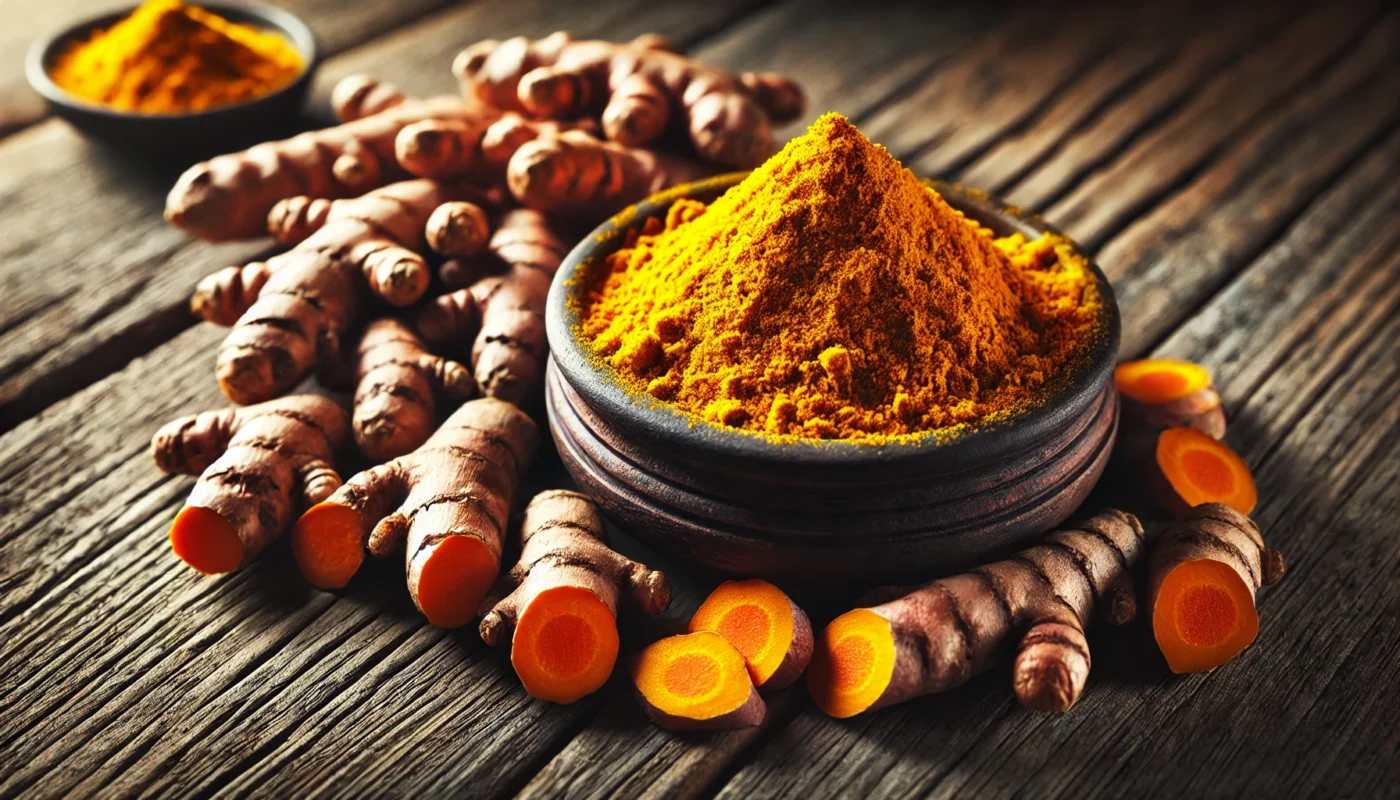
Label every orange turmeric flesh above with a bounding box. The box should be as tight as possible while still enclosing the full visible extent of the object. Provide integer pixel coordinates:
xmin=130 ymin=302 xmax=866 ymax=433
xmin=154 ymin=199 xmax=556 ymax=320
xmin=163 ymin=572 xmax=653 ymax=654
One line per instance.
xmin=511 ymin=586 xmax=620 ymax=704
xmin=689 ymin=579 xmax=812 ymax=690
xmin=291 ymin=502 xmax=367 ymax=589
xmin=169 ymin=505 xmax=243 ymax=575
xmin=806 ymin=609 xmax=896 ymax=718
xmin=1152 ymin=558 xmax=1259 ymax=673
xmin=413 ymin=535 xmax=498 ymax=629
xmin=1115 ymin=359 xmax=1212 ymax=404
xmin=633 ymin=631 xmax=765 ymax=730
xmin=1157 ymin=427 xmax=1257 ymax=513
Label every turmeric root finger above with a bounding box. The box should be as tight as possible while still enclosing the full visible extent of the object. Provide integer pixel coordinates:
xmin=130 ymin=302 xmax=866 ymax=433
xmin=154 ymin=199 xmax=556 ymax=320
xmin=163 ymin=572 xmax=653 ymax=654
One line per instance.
xmin=1116 ymin=358 xmax=1226 ymax=438
xmin=633 ymin=631 xmax=766 ymax=730
xmin=426 ymin=201 xmax=491 ymax=257
xmin=351 ymin=317 xmax=476 ymax=462
xmin=214 ymin=179 xmax=466 ymax=404
xmin=740 ymin=72 xmax=806 ymax=124
xmin=418 ymin=209 xmax=569 ymax=404
xmin=481 ymin=490 xmax=670 ymax=704
xmin=190 ymin=261 xmax=274 ymax=325
xmin=1149 ymin=504 xmax=1284 ymax=674
xmin=507 ymin=129 xmax=710 ymax=216
xmin=152 ymin=395 xmax=349 ymax=575
xmin=396 ymin=113 xmax=595 ymax=181
xmin=292 ymin=398 xmax=538 ymax=627
xmin=807 ymin=510 xmax=1145 ymax=717
xmin=165 ymin=97 xmax=473 ymax=241
xmin=690 ymin=579 xmax=812 ymax=691
xmin=330 ymin=74 xmax=408 ymax=122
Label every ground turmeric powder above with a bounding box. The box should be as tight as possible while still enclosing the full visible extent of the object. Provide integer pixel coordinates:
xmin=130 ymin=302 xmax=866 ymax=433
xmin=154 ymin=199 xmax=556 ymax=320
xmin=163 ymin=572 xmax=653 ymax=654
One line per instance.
xmin=50 ymin=0 xmax=302 ymax=114
xmin=577 ymin=113 xmax=1100 ymax=443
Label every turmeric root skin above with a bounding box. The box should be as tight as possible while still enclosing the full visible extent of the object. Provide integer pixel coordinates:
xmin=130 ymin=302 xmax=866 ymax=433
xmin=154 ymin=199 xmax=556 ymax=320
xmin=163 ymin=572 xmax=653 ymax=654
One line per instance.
xmin=350 ymin=318 xmax=476 ymax=462
xmin=292 ymin=398 xmax=538 ymax=628
xmin=808 ymin=510 xmax=1145 ymax=717
xmin=506 ymin=129 xmax=711 ymax=215
xmin=330 ymin=74 xmax=408 ymax=122
xmin=481 ymin=490 xmax=670 ymax=703
xmin=152 ymin=395 xmax=349 ymax=574
xmin=1149 ymin=504 xmax=1284 ymax=673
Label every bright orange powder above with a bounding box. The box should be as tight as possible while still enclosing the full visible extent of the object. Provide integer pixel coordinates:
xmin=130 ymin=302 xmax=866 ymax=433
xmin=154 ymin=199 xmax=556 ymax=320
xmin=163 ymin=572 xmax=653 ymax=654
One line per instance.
xmin=577 ymin=113 xmax=1100 ymax=442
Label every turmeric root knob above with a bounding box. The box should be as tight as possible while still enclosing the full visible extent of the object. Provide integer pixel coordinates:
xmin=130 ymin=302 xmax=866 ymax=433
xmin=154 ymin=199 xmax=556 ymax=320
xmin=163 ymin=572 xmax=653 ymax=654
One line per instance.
xmin=633 ymin=631 xmax=766 ymax=730
xmin=351 ymin=318 xmax=476 ymax=462
xmin=690 ymin=579 xmax=812 ymax=691
xmin=1149 ymin=504 xmax=1284 ymax=674
xmin=151 ymin=395 xmax=349 ymax=574
xmin=808 ymin=510 xmax=1146 ymax=717
xmin=292 ymin=398 xmax=538 ymax=629
xmin=330 ymin=74 xmax=408 ymax=122
xmin=426 ymin=201 xmax=491 ymax=257
xmin=480 ymin=490 xmax=670 ymax=704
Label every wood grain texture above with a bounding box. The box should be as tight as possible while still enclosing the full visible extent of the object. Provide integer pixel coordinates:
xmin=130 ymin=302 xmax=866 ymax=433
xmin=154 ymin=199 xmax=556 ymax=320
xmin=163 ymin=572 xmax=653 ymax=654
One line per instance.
xmin=0 ymin=0 xmax=759 ymax=433
xmin=0 ymin=0 xmax=458 ymax=135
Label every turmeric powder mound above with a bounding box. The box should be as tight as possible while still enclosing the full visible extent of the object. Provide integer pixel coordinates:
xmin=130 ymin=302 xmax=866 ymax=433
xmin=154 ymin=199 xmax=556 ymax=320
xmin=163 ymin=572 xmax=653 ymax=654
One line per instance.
xmin=577 ymin=112 xmax=1100 ymax=443
xmin=50 ymin=0 xmax=303 ymax=114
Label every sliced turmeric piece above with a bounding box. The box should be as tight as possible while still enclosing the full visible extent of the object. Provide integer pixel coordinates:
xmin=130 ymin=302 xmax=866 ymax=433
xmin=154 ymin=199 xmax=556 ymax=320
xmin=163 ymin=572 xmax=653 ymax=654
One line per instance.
xmin=633 ymin=631 xmax=766 ymax=730
xmin=1149 ymin=504 xmax=1284 ymax=673
xmin=1155 ymin=427 xmax=1257 ymax=514
xmin=292 ymin=398 xmax=537 ymax=628
xmin=689 ymin=579 xmax=812 ymax=691
xmin=808 ymin=510 xmax=1145 ymax=717
xmin=1115 ymin=358 xmax=1226 ymax=438
xmin=480 ymin=490 xmax=671 ymax=704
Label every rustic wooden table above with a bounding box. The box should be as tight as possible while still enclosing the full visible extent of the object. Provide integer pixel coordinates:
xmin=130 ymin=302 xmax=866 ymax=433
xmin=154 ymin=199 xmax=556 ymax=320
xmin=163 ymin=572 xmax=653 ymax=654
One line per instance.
xmin=2 ymin=0 xmax=1397 ymax=796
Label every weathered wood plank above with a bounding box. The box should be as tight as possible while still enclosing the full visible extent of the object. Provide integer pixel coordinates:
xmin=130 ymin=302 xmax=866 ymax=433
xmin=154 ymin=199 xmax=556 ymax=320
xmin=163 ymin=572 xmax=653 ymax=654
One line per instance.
xmin=711 ymin=114 xmax=1400 ymax=800
xmin=0 ymin=2 xmax=779 ymax=796
xmin=1043 ymin=0 xmax=1379 ymax=249
xmin=0 ymin=0 xmax=762 ymax=433
xmin=0 ymin=0 xmax=460 ymax=136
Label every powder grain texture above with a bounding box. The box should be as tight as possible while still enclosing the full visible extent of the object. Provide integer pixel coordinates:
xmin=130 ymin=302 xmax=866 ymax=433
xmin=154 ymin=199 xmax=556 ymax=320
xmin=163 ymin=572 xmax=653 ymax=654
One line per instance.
xmin=578 ymin=113 xmax=1098 ymax=442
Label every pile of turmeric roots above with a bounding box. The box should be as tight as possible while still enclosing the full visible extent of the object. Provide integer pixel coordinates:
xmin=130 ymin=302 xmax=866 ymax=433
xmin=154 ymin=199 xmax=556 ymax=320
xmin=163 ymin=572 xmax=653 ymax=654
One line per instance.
xmin=147 ymin=32 xmax=1283 ymax=724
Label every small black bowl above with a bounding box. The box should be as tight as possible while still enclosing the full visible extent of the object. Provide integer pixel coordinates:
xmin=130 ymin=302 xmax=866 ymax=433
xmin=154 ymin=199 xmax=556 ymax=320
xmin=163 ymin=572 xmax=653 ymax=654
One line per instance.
xmin=546 ymin=174 xmax=1122 ymax=584
xmin=26 ymin=1 xmax=317 ymax=160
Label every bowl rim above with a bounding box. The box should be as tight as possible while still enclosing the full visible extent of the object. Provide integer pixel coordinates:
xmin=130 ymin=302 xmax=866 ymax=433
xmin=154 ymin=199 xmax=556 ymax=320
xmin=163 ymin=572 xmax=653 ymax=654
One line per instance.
xmin=545 ymin=172 xmax=1122 ymax=468
xmin=25 ymin=0 xmax=318 ymax=120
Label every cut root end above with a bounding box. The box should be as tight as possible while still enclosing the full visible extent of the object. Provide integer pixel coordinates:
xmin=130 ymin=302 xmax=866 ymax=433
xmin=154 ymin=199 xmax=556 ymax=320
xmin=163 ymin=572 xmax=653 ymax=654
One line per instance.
xmin=292 ymin=502 xmax=367 ymax=589
xmin=633 ymin=631 xmax=765 ymax=730
xmin=169 ymin=505 xmax=243 ymax=575
xmin=413 ymin=535 xmax=498 ymax=629
xmin=512 ymin=586 xmax=619 ymax=704
xmin=807 ymin=609 xmax=895 ymax=718
xmin=689 ymin=579 xmax=812 ymax=690
xmin=1157 ymin=427 xmax=1257 ymax=514
xmin=1152 ymin=558 xmax=1259 ymax=673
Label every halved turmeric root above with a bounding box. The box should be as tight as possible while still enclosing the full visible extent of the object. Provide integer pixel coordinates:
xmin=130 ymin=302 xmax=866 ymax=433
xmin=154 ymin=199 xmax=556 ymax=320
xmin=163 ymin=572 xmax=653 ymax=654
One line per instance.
xmin=151 ymin=395 xmax=349 ymax=574
xmin=1116 ymin=358 xmax=1226 ymax=438
xmin=480 ymin=490 xmax=671 ymax=703
xmin=292 ymin=398 xmax=537 ymax=627
xmin=808 ymin=510 xmax=1145 ymax=717
xmin=689 ymin=579 xmax=812 ymax=691
xmin=1149 ymin=504 xmax=1284 ymax=673
xmin=633 ymin=631 xmax=766 ymax=730
xmin=1154 ymin=427 xmax=1257 ymax=514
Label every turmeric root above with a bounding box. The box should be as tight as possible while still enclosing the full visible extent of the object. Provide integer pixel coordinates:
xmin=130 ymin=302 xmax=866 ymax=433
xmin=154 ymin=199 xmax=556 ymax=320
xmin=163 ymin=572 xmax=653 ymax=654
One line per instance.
xmin=480 ymin=490 xmax=671 ymax=703
xmin=151 ymin=395 xmax=348 ymax=575
xmin=808 ymin=510 xmax=1145 ymax=717
xmin=690 ymin=579 xmax=812 ymax=691
xmin=507 ymin=129 xmax=710 ymax=215
xmin=418 ymin=209 xmax=569 ymax=404
xmin=350 ymin=318 xmax=476 ymax=462
xmin=395 ymin=113 xmax=594 ymax=182
xmin=1116 ymin=358 xmax=1226 ymax=438
xmin=292 ymin=398 xmax=538 ymax=628
xmin=1151 ymin=428 xmax=1257 ymax=515
xmin=633 ymin=631 xmax=766 ymax=730
xmin=426 ymin=200 xmax=492 ymax=258
xmin=454 ymin=32 xmax=805 ymax=167
xmin=330 ymin=74 xmax=409 ymax=122
xmin=1149 ymin=504 xmax=1284 ymax=673
xmin=200 ymin=179 xmax=469 ymax=405
xmin=165 ymin=96 xmax=473 ymax=241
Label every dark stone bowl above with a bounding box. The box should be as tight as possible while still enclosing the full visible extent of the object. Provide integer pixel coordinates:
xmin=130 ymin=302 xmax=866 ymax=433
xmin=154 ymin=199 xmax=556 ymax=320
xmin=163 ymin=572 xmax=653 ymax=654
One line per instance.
xmin=545 ymin=173 xmax=1121 ymax=584
xmin=26 ymin=1 xmax=317 ymax=161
